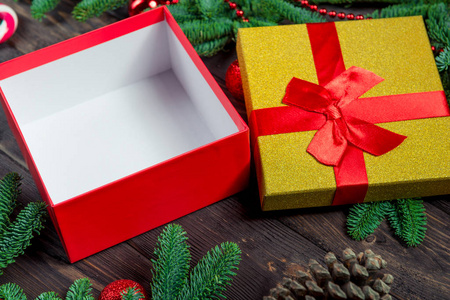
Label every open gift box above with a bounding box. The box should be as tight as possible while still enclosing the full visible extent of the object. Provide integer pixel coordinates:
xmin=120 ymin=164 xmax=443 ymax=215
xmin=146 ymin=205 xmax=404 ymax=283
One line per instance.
xmin=237 ymin=16 xmax=450 ymax=211
xmin=0 ymin=7 xmax=250 ymax=262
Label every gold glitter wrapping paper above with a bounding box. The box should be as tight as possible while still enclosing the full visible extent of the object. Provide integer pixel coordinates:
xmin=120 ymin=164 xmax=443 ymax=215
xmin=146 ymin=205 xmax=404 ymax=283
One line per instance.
xmin=236 ymin=16 xmax=450 ymax=211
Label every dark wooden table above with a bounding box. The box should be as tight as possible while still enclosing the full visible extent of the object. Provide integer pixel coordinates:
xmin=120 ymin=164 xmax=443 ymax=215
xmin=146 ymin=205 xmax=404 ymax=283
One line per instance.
xmin=0 ymin=1 xmax=448 ymax=299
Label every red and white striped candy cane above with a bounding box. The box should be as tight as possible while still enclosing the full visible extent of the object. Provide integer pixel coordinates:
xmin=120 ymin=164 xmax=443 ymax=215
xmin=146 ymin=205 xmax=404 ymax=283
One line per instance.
xmin=0 ymin=3 xmax=18 ymax=44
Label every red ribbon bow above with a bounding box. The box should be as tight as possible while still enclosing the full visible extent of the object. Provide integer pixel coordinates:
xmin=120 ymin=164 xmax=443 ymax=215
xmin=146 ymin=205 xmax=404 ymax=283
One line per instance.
xmin=282 ymin=66 xmax=407 ymax=166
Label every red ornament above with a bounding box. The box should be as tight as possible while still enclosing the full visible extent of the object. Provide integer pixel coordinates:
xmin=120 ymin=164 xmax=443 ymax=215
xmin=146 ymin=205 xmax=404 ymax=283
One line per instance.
xmin=172 ymin=0 xmax=178 ymax=3
xmin=309 ymin=5 xmax=318 ymax=11
xmin=319 ymin=8 xmax=327 ymax=15
xmin=328 ymin=10 xmax=336 ymax=17
xmin=337 ymin=12 xmax=346 ymax=19
xmin=431 ymin=46 xmax=436 ymax=51
xmin=356 ymin=14 xmax=364 ymax=20
xmin=229 ymin=2 xmax=237 ymax=9
xmin=99 ymin=280 xmax=147 ymax=300
xmin=236 ymin=10 xmax=244 ymax=17
xmin=128 ymin=0 xmax=150 ymax=16
xmin=301 ymin=0 xmax=309 ymax=7
xmin=346 ymin=13 xmax=355 ymax=20
xmin=242 ymin=17 xmax=249 ymax=22
xmin=225 ymin=59 xmax=245 ymax=101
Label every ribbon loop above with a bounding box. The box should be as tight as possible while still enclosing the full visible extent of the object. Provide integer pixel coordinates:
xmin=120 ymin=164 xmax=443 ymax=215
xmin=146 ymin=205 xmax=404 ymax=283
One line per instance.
xmin=282 ymin=67 xmax=407 ymax=166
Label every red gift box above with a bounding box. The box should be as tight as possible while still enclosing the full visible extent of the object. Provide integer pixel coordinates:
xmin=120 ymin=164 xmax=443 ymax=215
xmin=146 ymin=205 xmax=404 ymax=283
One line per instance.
xmin=0 ymin=7 xmax=250 ymax=262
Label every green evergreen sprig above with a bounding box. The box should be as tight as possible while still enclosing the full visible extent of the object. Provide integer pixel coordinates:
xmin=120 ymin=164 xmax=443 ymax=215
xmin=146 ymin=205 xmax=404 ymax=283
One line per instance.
xmin=121 ymin=287 xmax=144 ymax=300
xmin=0 ymin=173 xmax=47 ymax=275
xmin=0 ymin=278 xmax=94 ymax=300
xmin=30 ymin=0 xmax=61 ymax=21
xmin=72 ymin=0 xmax=130 ymax=22
xmin=347 ymin=198 xmax=428 ymax=246
xmin=151 ymin=224 xmax=242 ymax=300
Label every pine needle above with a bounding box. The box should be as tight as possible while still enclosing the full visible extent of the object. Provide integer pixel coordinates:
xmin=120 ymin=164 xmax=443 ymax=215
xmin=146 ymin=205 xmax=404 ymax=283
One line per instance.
xmin=178 ymin=242 xmax=242 ymax=300
xmin=151 ymin=224 xmax=191 ymax=300
xmin=0 ymin=202 xmax=47 ymax=275
xmin=72 ymin=0 xmax=129 ymax=22
xmin=0 ymin=173 xmax=21 ymax=237
xmin=0 ymin=282 xmax=26 ymax=300
xmin=386 ymin=199 xmax=427 ymax=247
xmin=66 ymin=278 xmax=95 ymax=300
xmin=347 ymin=201 xmax=389 ymax=241
xmin=121 ymin=287 xmax=144 ymax=300
xmin=179 ymin=18 xmax=234 ymax=45
xmin=36 ymin=291 xmax=63 ymax=300
xmin=30 ymin=0 xmax=61 ymax=21
xmin=193 ymin=37 xmax=230 ymax=57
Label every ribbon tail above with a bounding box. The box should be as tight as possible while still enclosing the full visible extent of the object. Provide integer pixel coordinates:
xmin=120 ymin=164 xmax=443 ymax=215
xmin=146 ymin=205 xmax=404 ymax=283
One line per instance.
xmin=307 ymin=120 xmax=347 ymax=166
xmin=346 ymin=116 xmax=407 ymax=156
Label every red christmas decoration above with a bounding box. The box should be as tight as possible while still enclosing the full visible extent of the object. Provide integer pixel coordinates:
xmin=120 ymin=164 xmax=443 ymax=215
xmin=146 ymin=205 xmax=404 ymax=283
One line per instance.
xmin=301 ymin=0 xmax=309 ymax=7
xmin=356 ymin=14 xmax=364 ymax=20
xmin=225 ymin=59 xmax=245 ymax=101
xmin=128 ymin=0 xmax=176 ymax=16
xmin=236 ymin=10 xmax=244 ymax=17
xmin=228 ymin=2 xmax=237 ymax=9
xmin=346 ymin=13 xmax=355 ymax=20
xmin=337 ymin=12 xmax=346 ymax=19
xmin=319 ymin=8 xmax=327 ymax=15
xmin=99 ymin=280 xmax=147 ymax=300
xmin=328 ymin=10 xmax=337 ymax=18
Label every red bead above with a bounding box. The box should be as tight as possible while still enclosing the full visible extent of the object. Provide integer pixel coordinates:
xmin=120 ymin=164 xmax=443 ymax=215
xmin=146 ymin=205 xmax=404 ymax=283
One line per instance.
xmin=242 ymin=17 xmax=249 ymax=22
xmin=440 ymin=48 xmax=445 ymax=52
xmin=149 ymin=0 xmax=158 ymax=8
xmin=319 ymin=8 xmax=327 ymax=15
xmin=347 ymin=13 xmax=355 ymax=20
xmin=229 ymin=2 xmax=237 ymax=9
xmin=236 ymin=10 xmax=244 ymax=17
xmin=366 ymin=16 xmax=373 ymax=19
xmin=165 ymin=0 xmax=170 ymax=4
xmin=328 ymin=10 xmax=337 ymax=17
xmin=431 ymin=46 xmax=436 ymax=51
xmin=310 ymin=5 xmax=318 ymax=11
xmin=337 ymin=12 xmax=346 ymax=19
xmin=223 ymin=0 xmax=229 ymax=2
xmin=356 ymin=15 xmax=364 ymax=20
xmin=301 ymin=0 xmax=309 ymax=7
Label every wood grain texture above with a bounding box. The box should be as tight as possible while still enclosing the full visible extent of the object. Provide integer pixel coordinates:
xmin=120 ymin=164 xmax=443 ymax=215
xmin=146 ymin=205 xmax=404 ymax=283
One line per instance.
xmin=0 ymin=0 xmax=448 ymax=299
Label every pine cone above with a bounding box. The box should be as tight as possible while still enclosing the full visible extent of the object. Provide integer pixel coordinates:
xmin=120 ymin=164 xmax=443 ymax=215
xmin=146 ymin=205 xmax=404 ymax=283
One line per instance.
xmin=264 ymin=248 xmax=394 ymax=300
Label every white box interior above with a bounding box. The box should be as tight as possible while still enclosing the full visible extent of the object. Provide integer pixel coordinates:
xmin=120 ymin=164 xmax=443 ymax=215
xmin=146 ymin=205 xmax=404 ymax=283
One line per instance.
xmin=0 ymin=20 xmax=238 ymax=204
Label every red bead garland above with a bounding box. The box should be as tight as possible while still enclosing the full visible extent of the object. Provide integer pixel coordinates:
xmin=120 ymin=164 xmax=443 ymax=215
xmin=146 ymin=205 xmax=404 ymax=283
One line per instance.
xmin=224 ymin=0 xmax=248 ymax=22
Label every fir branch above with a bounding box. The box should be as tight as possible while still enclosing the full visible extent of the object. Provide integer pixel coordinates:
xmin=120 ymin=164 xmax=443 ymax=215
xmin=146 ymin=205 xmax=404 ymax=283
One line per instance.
xmin=178 ymin=242 xmax=242 ymax=300
xmin=196 ymin=0 xmax=228 ymax=19
xmin=151 ymin=224 xmax=191 ymax=300
xmin=386 ymin=199 xmax=427 ymax=247
xmin=30 ymin=0 xmax=61 ymax=21
xmin=347 ymin=201 xmax=388 ymax=241
xmin=36 ymin=291 xmax=63 ymax=300
xmin=72 ymin=0 xmax=129 ymax=22
xmin=262 ymin=0 xmax=325 ymax=24
xmin=0 ymin=282 xmax=26 ymax=300
xmin=179 ymin=18 xmax=234 ymax=45
xmin=167 ymin=5 xmax=200 ymax=23
xmin=425 ymin=3 xmax=450 ymax=48
xmin=0 ymin=202 xmax=47 ymax=275
xmin=66 ymin=278 xmax=94 ymax=300
xmin=121 ymin=287 xmax=144 ymax=300
xmin=0 ymin=173 xmax=21 ymax=236
xmin=436 ymin=47 xmax=450 ymax=72
xmin=193 ymin=36 xmax=230 ymax=57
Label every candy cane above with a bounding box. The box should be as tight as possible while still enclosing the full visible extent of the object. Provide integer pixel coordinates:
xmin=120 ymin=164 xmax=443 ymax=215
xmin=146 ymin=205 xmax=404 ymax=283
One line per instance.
xmin=0 ymin=3 xmax=18 ymax=44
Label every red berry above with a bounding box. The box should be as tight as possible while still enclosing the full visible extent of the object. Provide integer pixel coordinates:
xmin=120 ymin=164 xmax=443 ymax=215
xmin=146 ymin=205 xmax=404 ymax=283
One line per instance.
xmin=347 ymin=13 xmax=355 ymax=20
xmin=356 ymin=15 xmax=364 ymax=20
xmin=223 ymin=0 xmax=229 ymax=2
xmin=319 ymin=8 xmax=327 ymax=15
xmin=229 ymin=2 xmax=236 ymax=9
xmin=328 ymin=10 xmax=337 ymax=17
xmin=301 ymin=0 xmax=309 ymax=7
xmin=431 ymin=46 xmax=436 ymax=51
xmin=242 ymin=17 xmax=249 ymax=22
xmin=337 ymin=12 xmax=346 ymax=19
xmin=165 ymin=0 xmax=170 ymax=4
xmin=310 ymin=5 xmax=318 ymax=11
xmin=440 ymin=48 xmax=445 ymax=52
xmin=149 ymin=0 xmax=157 ymax=8
xmin=366 ymin=16 xmax=373 ymax=19
xmin=236 ymin=10 xmax=244 ymax=17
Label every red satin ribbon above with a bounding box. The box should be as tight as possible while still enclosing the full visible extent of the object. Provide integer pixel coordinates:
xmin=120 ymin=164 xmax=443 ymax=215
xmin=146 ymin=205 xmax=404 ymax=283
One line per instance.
xmin=250 ymin=22 xmax=450 ymax=206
